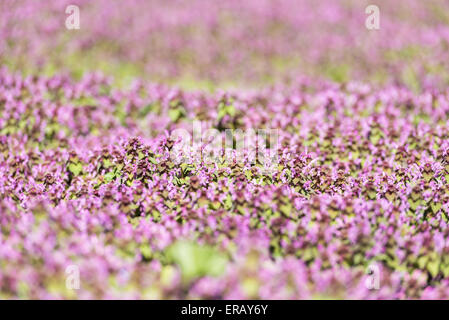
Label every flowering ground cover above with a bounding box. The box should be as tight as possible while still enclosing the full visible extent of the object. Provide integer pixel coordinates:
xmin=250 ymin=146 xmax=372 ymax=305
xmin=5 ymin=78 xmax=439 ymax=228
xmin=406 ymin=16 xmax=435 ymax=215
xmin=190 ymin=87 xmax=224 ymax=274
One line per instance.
xmin=1 ymin=0 xmax=449 ymax=299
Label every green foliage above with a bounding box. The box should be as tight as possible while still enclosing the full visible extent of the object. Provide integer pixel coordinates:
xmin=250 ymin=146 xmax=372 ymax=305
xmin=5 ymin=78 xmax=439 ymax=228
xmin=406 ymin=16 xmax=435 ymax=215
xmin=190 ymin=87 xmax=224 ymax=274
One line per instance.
xmin=166 ymin=241 xmax=228 ymax=282
xmin=68 ymin=162 xmax=83 ymax=176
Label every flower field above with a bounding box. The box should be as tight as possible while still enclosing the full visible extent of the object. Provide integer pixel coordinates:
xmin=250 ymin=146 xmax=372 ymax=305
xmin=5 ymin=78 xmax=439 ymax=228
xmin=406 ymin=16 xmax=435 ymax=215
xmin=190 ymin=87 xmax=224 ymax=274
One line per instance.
xmin=1 ymin=0 xmax=449 ymax=299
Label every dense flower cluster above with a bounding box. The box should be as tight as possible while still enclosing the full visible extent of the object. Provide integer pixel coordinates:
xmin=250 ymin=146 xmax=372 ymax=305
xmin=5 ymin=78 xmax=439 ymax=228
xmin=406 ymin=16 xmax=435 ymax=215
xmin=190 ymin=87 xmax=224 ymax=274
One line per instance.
xmin=1 ymin=67 xmax=449 ymax=299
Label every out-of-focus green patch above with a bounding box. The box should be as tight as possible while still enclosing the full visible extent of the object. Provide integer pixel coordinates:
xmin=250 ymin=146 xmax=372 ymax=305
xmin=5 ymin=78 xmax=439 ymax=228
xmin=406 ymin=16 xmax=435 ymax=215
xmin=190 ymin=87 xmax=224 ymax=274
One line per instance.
xmin=430 ymin=3 xmax=449 ymax=24
xmin=168 ymin=76 xmax=216 ymax=92
xmin=241 ymin=277 xmax=260 ymax=298
xmin=217 ymin=103 xmax=236 ymax=121
xmin=140 ymin=243 xmax=153 ymax=260
xmin=385 ymin=45 xmax=426 ymax=62
xmin=322 ymin=63 xmax=350 ymax=83
xmin=46 ymin=276 xmax=78 ymax=299
xmin=71 ymin=96 xmax=98 ymax=107
xmin=166 ymin=241 xmax=228 ymax=282
xmin=401 ymin=66 xmax=421 ymax=93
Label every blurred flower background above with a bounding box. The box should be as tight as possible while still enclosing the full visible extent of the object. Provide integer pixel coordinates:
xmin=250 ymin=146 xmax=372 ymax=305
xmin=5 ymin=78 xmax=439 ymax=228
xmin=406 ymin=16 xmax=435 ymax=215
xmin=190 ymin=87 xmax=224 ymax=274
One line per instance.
xmin=2 ymin=0 xmax=449 ymax=89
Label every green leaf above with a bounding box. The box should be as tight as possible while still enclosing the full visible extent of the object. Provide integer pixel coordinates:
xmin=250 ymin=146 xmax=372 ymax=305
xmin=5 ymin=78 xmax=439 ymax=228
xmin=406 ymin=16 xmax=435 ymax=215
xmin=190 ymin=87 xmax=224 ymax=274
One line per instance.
xmin=418 ymin=255 xmax=429 ymax=269
xmin=139 ymin=103 xmax=154 ymax=117
xmin=431 ymin=202 xmax=442 ymax=214
xmin=68 ymin=162 xmax=83 ymax=176
xmin=217 ymin=104 xmax=236 ymax=121
xmin=279 ymin=204 xmax=292 ymax=217
xmin=442 ymin=263 xmax=449 ymax=277
xmin=104 ymin=171 xmax=116 ymax=182
xmin=148 ymin=156 xmax=157 ymax=165
xmin=103 ymin=158 xmax=113 ymax=169
xmin=168 ymin=108 xmax=184 ymax=122
xmin=427 ymin=259 xmax=440 ymax=278
xmin=226 ymin=105 xmax=236 ymax=117
xmin=140 ymin=244 xmax=152 ymax=260
xmin=369 ymin=133 xmax=381 ymax=145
